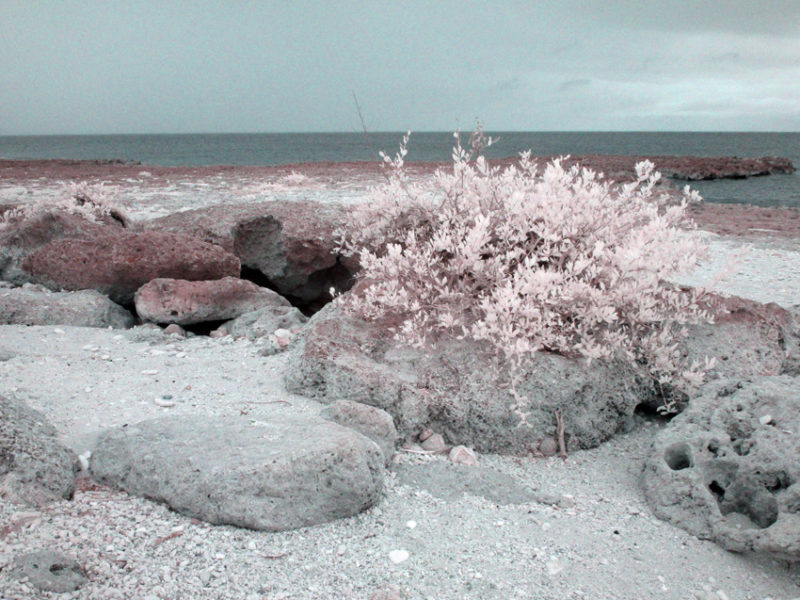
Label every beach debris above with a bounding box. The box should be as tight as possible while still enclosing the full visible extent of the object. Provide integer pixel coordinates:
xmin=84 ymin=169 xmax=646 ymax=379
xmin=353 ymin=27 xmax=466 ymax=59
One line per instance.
xmin=388 ymin=549 xmax=409 ymax=564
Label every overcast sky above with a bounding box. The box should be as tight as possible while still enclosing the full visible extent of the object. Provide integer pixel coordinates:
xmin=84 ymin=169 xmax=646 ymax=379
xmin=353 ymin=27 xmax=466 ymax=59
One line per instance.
xmin=2 ymin=0 xmax=799 ymax=135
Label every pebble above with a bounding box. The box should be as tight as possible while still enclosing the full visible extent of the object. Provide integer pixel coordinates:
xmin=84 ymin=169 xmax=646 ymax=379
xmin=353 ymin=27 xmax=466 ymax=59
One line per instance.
xmin=388 ymin=550 xmax=410 ymax=564
xmin=153 ymin=398 xmax=175 ymax=408
xmin=759 ymin=414 xmax=773 ymax=425
xmin=420 ymin=433 xmax=447 ymax=453
xmin=141 ymin=369 xmax=159 ymax=375
xmin=449 ymin=445 xmax=478 ymax=466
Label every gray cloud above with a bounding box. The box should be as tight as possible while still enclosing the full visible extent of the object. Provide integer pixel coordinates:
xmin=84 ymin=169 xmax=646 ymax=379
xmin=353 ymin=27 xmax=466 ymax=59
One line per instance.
xmin=0 ymin=0 xmax=798 ymax=134
xmin=558 ymin=79 xmax=592 ymax=92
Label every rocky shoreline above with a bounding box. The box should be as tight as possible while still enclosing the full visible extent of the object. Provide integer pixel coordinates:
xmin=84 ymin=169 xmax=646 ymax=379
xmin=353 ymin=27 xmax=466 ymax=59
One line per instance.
xmin=1 ymin=154 xmax=795 ymax=183
xmin=1 ymin=164 xmax=800 ymax=599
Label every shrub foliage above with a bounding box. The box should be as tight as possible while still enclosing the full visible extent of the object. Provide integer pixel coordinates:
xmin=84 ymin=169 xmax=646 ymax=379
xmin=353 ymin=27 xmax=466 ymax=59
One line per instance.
xmin=335 ymin=131 xmax=716 ymax=413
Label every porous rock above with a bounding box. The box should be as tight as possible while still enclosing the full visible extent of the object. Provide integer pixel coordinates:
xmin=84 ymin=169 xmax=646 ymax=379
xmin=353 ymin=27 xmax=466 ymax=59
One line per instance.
xmin=0 ymin=396 xmax=80 ymax=506
xmin=0 ymin=285 xmax=133 ymax=328
xmin=23 ymin=230 xmax=240 ymax=305
xmin=89 ymin=412 xmax=384 ymax=531
xmin=637 ymin=293 xmax=798 ymax=412
xmin=642 ymin=376 xmax=800 ymax=561
xmin=134 ymin=276 xmax=290 ymax=325
xmin=226 ymin=304 xmax=308 ymax=340
xmin=0 ymin=208 xmax=115 ymax=285
xmin=284 ymin=303 xmax=649 ymax=454
xmin=320 ymin=399 xmax=398 ymax=465
xmin=141 ymin=200 xmax=356 ymax=308
xmin=8 ymin=550 xmax=88 ymax=593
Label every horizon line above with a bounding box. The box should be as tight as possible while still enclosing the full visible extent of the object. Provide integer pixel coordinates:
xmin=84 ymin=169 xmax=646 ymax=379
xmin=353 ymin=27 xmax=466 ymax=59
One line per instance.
xmin=2 ymin=130 xmax=800 ymax=137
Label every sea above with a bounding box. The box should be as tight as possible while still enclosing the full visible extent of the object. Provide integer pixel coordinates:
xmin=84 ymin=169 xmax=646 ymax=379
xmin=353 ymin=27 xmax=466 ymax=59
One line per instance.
xmin=1 ymin=132 xmax=798 ymax=207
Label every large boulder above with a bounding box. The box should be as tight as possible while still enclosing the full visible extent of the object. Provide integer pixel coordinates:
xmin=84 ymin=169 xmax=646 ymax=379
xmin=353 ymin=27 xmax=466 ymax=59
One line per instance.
xmin=284 ymin=304 xmax=650 ymax=454
xmin=637 ymin=293 xmax=799 ymax=413
xmin=641 ymin=376 xmax=800 ymax=561
xmin=0 ymin=208 xmax=116 ymax=285
xmin=0 ymin=285 xmax=133 ymax=328
xmin=23 ymin=231 xmax=240 ymax=305
xmin=226 ymin=304 xmax=308 ymax=340
xmin=134 ymin=276 xmax=290 ymax=325
xmin=89 ymin=412 xmax=384 ymax=531
xmin=0 ymin=396 xmax=80 ymax=506
xmin=141 ymin=201 xmax=356 ymax=309
xmin=686 ymin=295 xmax=797 ymax=380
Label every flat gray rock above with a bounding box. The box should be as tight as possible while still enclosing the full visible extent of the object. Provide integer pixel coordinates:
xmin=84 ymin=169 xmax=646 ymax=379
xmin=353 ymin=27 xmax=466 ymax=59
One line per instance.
xmin=0 ymin=285 xmax=133 ymax=328
xmin=89 ymin=413 xmax=384 ymax=531
xmin=0 ymin=396 xmax=80 ymax=506
xmin=9 ymin=550 xmax=88 ymax=593
xmin=642 ymin=376 xmax=800 ymax=561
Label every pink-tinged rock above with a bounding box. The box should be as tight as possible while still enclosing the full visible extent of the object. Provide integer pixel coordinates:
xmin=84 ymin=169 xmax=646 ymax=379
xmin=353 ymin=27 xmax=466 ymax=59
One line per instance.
xmin=135 ymin=277 xmax=290 ymax=325
xmin=23 ymin=231 xmax=240 ymax=305
xmin=0 ymin=209 xmax=117 ymax=285
xmin=141 ymin=200 xmax=356 ymax=308
xmin=449 ymin=445 xmax=478 ymax=466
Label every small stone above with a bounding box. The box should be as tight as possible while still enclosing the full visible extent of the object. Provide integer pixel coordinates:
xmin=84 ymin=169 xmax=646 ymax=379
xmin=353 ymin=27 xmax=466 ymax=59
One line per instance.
xmin=406 ymin=520 xmax=417 ymax=529
xmin=153 ymin=398 xmax=175 ymax=408
xmin=401 ymin=442 xmax=424 ymax=453
xmin=560 ymin=494 xmax=576 ymax=508
xmin=199 ymin=570 xmax=212 ymax=586
xmin=247 ymin=541 xmax=257 ymax=551
xmin=449 ymin=445 xmax=478 ymax=466
xmin=539 ymin=437 xmax=558 ymax=457
xmin=337 ymin=544 xmax=347 ymax=555
xmin=141 ymin=369 xmax=158 ymax=375
xmin=273 ymin=328 xmax=291 ymax=339
xmin=546 ymin=557 xmax=564 ymax=576
xmin=758 ymin=414 xmax=773 ymax=425
xmin=418 ymin=428 xmax=434 ymax=442
xmin=164 ymin=324 xmax=186 ymax=337
xmin=78 ymin=451 xmax=91 ymax=471
xmin=420 ymin=433 xmax=447 ymax=453
xmin=209 ymin=326 xmax=229 ymax=338
xmin=388 ymin=549 xmax=409 ymax=564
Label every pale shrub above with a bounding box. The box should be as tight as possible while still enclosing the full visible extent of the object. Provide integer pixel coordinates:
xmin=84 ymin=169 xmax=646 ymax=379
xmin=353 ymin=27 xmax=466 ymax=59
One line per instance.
xmin=335 ymin=130 xmax=716 ymax=413
xmin=0 ymin=181 xmax=128 ymax=228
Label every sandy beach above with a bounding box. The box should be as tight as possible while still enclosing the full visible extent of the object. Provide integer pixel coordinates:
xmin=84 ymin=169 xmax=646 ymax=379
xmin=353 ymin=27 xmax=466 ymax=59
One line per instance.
xmin=1 ymin=161 xmax=799 ymax=600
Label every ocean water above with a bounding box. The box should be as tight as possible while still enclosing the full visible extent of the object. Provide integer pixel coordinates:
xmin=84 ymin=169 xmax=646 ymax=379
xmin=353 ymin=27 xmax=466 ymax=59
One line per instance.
xmin=1 ymin=132 xmax=798 ymax=207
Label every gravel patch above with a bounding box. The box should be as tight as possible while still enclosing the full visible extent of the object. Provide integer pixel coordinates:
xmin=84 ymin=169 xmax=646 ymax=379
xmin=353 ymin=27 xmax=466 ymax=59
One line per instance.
xmin=1 ymin=322 xmax=799 ymax=599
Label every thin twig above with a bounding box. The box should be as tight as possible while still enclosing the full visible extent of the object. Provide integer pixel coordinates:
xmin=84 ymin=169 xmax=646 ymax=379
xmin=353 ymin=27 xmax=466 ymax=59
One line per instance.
xmin=555 ymin=410 xmax=567 ymax=459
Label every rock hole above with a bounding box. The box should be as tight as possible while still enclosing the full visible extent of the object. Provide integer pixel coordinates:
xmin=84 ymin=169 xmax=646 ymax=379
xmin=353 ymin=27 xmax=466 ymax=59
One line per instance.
xmin=664 ymin=442 xmax=693 ymax=471
xmin=719 ymin=476 xmax=780 ymax=529
xmin=50 ymin=563 xmax=67 ymax=574
xmin=709 ymin=480 xmax=726 ymax=501
xmin=240 ymin=262 xmax=354 ymax=317
xmin=707 ymin=439 xmax=720 ymax=456
xmin=732 ymin=439 xmax=751 ymax=456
